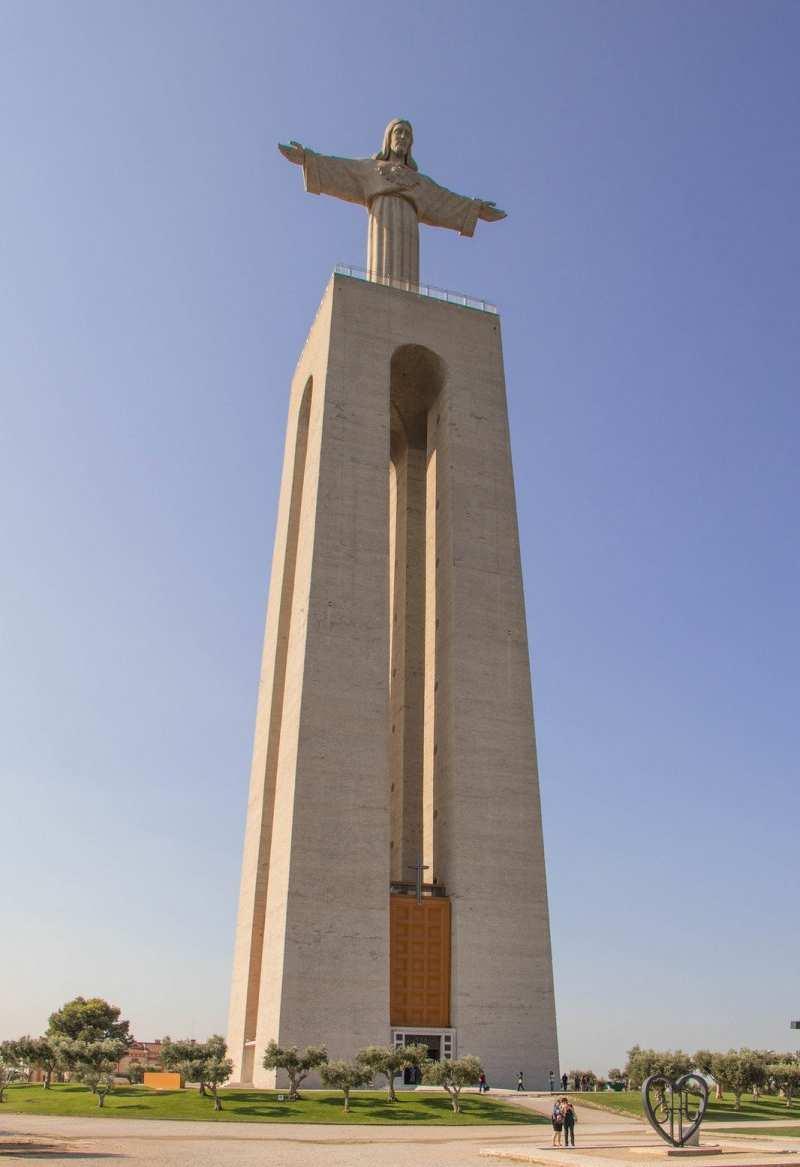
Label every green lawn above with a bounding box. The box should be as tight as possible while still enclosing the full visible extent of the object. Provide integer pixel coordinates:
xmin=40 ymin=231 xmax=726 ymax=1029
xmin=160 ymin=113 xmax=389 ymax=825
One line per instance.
xmin=724 ymin=1128 xmax=800 ymax=1138
xmin=574 ymin=1091 xmax=800 ymax=1124
xmin=0 ymin=1083 xmax=546 ymax=1126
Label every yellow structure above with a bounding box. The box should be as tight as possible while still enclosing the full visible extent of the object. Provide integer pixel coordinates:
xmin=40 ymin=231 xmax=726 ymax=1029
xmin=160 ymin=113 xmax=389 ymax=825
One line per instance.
xmin=143 ymin=1071 xmax=183 ymax=1090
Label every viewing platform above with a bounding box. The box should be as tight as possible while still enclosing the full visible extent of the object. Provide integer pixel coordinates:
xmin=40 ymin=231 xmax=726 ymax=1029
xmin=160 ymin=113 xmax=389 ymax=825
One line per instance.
xmin=335 ymin=264 xmax=498 ymax=314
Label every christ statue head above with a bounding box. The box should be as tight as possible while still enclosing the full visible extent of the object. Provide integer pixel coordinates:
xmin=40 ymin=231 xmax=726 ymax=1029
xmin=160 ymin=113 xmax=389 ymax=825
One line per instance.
xmin=374 ymin=118 xmax=418 ymax=171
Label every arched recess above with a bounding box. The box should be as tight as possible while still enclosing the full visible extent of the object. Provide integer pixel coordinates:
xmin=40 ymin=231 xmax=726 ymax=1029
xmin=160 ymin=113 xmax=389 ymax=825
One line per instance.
xmin=240 ymin=375 xmax=313 ymax=1077
xmin=388 ymin=346 xmax=445 ymax=885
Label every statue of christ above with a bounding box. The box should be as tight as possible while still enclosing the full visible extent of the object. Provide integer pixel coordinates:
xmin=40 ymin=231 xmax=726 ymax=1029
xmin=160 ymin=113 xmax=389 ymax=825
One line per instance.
xmin=278 ymin=118 xmax=506 ymax=286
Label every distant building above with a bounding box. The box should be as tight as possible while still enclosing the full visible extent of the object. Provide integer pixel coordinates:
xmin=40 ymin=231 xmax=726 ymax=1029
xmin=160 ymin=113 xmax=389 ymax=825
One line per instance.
xmin=117 ymin=1040 xmax=163 ymax=1075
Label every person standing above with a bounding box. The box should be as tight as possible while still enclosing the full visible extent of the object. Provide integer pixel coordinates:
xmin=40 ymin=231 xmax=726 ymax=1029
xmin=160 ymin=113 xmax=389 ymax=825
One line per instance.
xmin=563 ymin=1097 xmax=577 ymax=1146
xmin=561 ymin=1072 xmax=569 ymax=1091
xmin=517 ymin=1071 xmax=525 ymax=1092
xmin=549 ymin=1070 xmax=556 ymax=1092
xmin=552 ymin=1098 xmax=564 ymax=1147
xmin=478 ymin=1071 xmax=487 ymax=1094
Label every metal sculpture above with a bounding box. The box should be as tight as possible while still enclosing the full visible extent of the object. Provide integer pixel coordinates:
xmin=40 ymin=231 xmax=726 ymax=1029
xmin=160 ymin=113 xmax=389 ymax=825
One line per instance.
xmin=642 ymin=1072 xmax=709 ymax=1147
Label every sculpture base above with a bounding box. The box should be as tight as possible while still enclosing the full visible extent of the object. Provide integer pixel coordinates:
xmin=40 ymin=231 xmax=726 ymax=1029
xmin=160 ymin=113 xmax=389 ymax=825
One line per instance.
xmin=636 ymin=1148 xmax=722 ymax=1158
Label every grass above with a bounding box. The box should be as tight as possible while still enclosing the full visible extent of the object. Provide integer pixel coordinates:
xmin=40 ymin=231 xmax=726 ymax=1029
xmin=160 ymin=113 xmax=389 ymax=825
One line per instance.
xmin=572 ymin=1091 xmax=645 ymax=1119
xmin=574 ymin=1091 xmax=800 ymax=1124
xmin=0 ymin=1083 xmax=547 ymax=1126
xmin=724 ymin=1128 xmax=800 ymax=1138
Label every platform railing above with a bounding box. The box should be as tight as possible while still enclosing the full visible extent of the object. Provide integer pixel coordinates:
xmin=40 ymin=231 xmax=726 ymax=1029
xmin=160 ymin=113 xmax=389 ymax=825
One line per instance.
xmin=334 ymin=264 xmax=498 ymax=314
xmin=389 ymin=881 xmax=448 ymax=898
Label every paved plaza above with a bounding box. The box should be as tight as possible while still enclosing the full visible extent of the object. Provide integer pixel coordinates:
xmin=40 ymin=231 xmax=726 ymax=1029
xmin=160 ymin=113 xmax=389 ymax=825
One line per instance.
xmin=3 ymin=1095 xmax=800 ymax=1167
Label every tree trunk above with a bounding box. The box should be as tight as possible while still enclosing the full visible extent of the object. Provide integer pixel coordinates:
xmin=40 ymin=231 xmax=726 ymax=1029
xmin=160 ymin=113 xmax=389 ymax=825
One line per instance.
xmin=387 ymin=1075 xmax=397 ymax=1102
xmin=734 ymin=1092 xmax=741 ymax=1110
xmin=343 ymin=1089 xmax=350 ymax=1113
xmin=98 ymin=1093 xmax=105 ymax=1108
xmin=213 ymin=1091 xmax=222 ymax=1111
xmin=447 ymin=1087 xmax=460 ymax=1114
xmin=44 ymin=1069 xmax=51 ymax=1089
xmin=199 ymin=1082 xmax=206 ymax=1096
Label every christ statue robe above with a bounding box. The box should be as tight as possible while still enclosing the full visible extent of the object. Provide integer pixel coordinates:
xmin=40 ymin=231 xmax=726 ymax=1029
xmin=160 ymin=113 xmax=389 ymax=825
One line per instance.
xmin=300 ymin=151 xmax=490 ymax=286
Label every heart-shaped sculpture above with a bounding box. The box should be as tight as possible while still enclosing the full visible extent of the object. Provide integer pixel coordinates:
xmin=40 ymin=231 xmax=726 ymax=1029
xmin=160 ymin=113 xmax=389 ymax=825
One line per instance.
xmin=642 ymin=1072 xmax=709 ymax=1147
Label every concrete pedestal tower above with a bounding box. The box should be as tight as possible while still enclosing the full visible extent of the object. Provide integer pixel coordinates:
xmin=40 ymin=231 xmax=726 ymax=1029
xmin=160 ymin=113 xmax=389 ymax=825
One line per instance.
xmin=227 ymin=119 xmax=558 ymax=1089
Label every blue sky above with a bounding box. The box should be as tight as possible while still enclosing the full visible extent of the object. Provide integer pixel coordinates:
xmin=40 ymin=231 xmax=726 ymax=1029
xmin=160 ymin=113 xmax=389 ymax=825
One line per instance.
xmin=2 ymin=0 xmax=798 ymax=1073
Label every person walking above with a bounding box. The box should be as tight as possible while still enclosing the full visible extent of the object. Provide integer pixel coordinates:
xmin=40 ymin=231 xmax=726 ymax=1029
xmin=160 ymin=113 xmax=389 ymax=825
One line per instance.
xmin=517 ymin=1071 xmax=525 ymax=1092
xmin=478 ymin=1071 xmax=487 ymax=1094
xmin=552 ymin=1098 xmax=564 ymax=1147
xmin=562 ymin=1097 xmax=577 ymax=1147
xmin=561 ymin=1072 xmax=569 ymax=1091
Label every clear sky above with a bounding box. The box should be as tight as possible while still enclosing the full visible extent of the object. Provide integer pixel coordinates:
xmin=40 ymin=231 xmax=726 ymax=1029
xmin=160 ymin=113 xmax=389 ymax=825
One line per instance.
xmin=2 ymin=0 xmax=798 ymax=1075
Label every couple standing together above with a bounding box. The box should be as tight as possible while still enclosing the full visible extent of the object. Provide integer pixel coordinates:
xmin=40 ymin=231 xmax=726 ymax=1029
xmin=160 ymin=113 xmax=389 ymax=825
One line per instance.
xmin=552 ymin=1096 xmax=577 ymax=1147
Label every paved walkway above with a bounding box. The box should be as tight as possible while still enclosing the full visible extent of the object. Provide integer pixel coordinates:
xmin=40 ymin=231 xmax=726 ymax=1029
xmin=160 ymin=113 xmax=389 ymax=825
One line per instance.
xmin=2 ymin=1097 xmax=798 ymax=1167
xmin=0 ymin=1097 xmax=618 ymax=1167
xmin=0 ymin=1111 xmax=538 ymax=1166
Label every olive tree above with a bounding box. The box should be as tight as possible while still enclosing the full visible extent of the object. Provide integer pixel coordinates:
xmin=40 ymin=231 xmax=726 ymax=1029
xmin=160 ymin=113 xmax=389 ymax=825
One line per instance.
xmin=61 ymin=1038 xmax=127 ymax=1107
xmin=693 ymin=1050 xmax=720 ymax=1099
xmin=421 ymin=1055 xmax=482 ymax=1113
xmin=710 ymin=1050 xmax=767 ymax=1110
xmin=356 ymin=1043 xmax=428 ymax=1102
xmin=126 ymin=1061 xmax=146 ymax=1084
xmin=14 ymin=1037 xmax=59 ymax=1088
xmin=161 ymin=1035 xmax=229 ymax=1100
xmin=319 ymin=1059 xmax=372 ymax=1112
xmin=161 ymin=1038 xmax=202 ymax=1091
xmin=623 ymin=1047 xmax=693 ymax=1090
xmin=0 ymin=1043 xmax=22 ymax=1102
xmin=767 ymin=1062 xmax=800 ymax=1108
xmin=202 ymin=1045 xmax=233 ymax=1111
xmin=262 ymin=1041 xmax=328 ymax=1101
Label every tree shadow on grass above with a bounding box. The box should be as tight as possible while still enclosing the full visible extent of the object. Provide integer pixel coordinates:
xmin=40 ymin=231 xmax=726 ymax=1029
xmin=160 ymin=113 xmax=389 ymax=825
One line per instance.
xmin=229 ymin=1105 xmax=300 ymax=1119
xmin=228 ymin=1091 xmax=544 ymax=1125
xmin=708 ymin=1100 xmax=800 ymax=1122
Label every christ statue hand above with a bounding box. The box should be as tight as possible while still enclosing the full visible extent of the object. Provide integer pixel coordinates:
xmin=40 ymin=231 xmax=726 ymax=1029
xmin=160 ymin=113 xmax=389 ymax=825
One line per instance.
xmin=478 ymin=200 xmax=507 ymax=222
xmin=278 ymin=140 xmax=306 ymax=165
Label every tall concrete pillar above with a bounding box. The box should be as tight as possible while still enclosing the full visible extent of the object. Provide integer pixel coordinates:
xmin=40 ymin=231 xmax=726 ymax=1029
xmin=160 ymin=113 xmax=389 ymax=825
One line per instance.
xmin=228 ymin=271 xmax=558 ymax=1089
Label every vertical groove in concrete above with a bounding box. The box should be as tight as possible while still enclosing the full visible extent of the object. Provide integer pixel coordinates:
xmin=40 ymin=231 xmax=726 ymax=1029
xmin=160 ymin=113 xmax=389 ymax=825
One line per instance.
xmin=422 ymin=441 xmax=438 ymax=877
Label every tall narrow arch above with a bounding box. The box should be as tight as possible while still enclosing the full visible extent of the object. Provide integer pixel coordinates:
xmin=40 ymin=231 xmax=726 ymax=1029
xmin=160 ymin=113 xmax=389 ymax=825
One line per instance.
xmin=388 ymin=346 xmax=445 ymax=885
